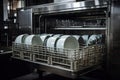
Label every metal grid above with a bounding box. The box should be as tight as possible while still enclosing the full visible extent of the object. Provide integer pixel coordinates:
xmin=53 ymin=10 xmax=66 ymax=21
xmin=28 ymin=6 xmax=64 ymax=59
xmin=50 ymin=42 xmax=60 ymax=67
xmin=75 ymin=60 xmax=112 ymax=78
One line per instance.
xmin=12 ymin=43 xmax=105 ymax=72
xmin=12 ymin=43 xmax=33 ymax=61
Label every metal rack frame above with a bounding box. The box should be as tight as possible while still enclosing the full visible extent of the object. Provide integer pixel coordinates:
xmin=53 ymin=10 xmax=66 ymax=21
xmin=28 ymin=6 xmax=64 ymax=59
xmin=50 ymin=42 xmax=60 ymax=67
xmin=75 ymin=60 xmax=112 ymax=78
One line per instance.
xmin=12 ymin=43 xmax=105 ymax=78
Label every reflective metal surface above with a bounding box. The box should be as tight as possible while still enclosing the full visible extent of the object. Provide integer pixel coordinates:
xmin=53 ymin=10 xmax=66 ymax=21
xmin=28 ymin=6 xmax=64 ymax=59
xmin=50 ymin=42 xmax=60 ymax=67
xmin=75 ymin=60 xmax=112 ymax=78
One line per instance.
xmin=17 ymin=9 xmax=32 ymax=34
xmin=54 ymin=0 xmax=75 ymax=3
xmin=3 ymin=0 xmax=8 ymax=21
xmin=54 ymin=27 xmax=107 ymax=30
xmin=108 ymin=1 xmax=120 ymax=78
xmin=27 ymin=1 xmax=107 ymax=14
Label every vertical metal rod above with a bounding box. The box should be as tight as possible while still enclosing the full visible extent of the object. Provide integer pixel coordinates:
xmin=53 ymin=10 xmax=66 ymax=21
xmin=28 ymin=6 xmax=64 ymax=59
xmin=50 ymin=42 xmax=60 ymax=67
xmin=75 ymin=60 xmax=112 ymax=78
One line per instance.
xmin=45 ymin=18 xmax=47 ymax=33
xmin=106 ymin=0 xmax=111 ymax=73
xmin=39 ymin=15 xmax=42 ymax=34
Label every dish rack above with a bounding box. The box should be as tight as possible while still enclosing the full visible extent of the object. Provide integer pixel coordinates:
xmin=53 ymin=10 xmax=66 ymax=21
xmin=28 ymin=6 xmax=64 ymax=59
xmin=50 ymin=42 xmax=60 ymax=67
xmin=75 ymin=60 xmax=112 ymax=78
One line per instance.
xmin=12 ymin=43 xmax=105 ymax=73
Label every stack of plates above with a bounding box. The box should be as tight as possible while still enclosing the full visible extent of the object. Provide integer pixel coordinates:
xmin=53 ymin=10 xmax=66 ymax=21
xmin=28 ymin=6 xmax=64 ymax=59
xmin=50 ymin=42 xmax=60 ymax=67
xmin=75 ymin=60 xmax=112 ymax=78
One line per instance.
xmin=87 ymin=34 xmax=99 ymax=46
xmin=46 ymin=34 xmax=62 ymax=52
xmin=14 ymin=34 xmax=28 ymax=44
xmin=73 ymin=35 xmax=85 ymax=46
xmin=25 ymin=35 xmax=43 ymax=45
xmin=40 ymin=34 xmax=51 ymax=46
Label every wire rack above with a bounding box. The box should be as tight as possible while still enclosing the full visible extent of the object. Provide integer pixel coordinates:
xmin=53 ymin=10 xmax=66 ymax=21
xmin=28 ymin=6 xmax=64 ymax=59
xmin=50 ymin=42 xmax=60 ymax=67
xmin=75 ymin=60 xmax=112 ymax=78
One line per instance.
xmin=12 ymin=43 xmax=105 ymax=72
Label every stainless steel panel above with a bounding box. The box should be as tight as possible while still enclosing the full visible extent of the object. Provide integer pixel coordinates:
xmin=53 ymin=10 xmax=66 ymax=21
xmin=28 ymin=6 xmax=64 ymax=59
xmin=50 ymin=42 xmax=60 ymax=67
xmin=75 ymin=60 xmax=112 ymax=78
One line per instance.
xmin=94 ymin=0 xmax=107 ymax=6
xmin=110 ymin=2 xmax=120 ymax=64
xmin=18 ymin=9 xmax=32 ymax=34
xmin=31 ymin=1 xmax=107 ymax=14
xmin=108 ymin=1 xmax=120 ymax=78
xmin=54 ymin=0 xmax=75 ymax=3
xmin=3 ymin=0 xmax=8 ymax=21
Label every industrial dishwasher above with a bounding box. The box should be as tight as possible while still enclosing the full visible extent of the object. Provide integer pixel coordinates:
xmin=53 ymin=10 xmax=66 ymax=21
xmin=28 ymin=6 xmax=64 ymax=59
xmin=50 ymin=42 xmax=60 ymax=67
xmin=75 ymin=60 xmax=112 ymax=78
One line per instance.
xmin=12 ymin=0 xmax=108 ymax=78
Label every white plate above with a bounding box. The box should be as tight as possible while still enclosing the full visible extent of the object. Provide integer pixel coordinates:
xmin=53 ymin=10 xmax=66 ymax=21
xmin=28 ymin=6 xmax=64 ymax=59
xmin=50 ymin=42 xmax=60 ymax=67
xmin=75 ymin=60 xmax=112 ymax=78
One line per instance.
xmin=47 ymin=34 xmax=54 ymax=36
xmin=73 ymin=35 xmax=85 ymax=46
xmin=56 ymin=35 xmax=79 ymax=49
xmin=25 ymin=35 xmax=43 ymax=45
xmin=73 ymin=35 xmax=80 ymax=40
xmin=53 ymin=34 xmax=62 ymax=38
xmin=14 ymin=34 xmax=28 ymax=44
xmin=40 ymin=34 xmax=51 ymax=46
xmin=82 ymin=35 xmax=89 ymax=46
xmin=41 ymin=33 xmax=53 ymax=36
xmin=46 ymin=35 xmax=61 ymax=50
xmin=87 ymin=34 xmax=98 ymax=46
xmin=95 ymin=34 xmax=103 ymax=44
xmin=56 ymin=35 xmax=79 ymax=58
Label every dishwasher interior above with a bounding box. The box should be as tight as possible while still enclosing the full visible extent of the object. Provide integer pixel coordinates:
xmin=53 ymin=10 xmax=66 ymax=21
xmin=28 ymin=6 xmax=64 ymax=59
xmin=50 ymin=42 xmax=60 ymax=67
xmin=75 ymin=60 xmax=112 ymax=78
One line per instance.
xmin=12 ymin=1 xmax=108 ymax=78
xmin=33 ymin=9 xmax=107 ymax=35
